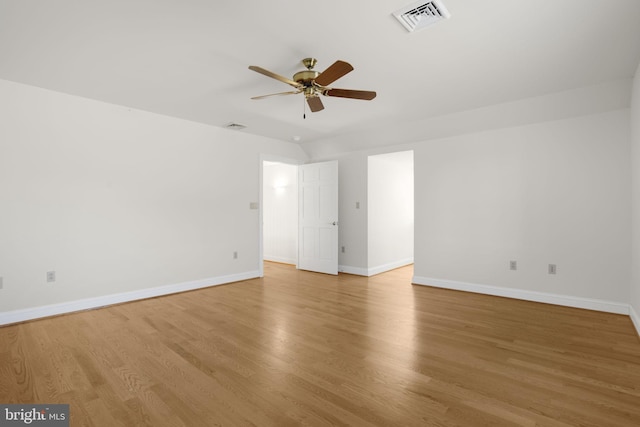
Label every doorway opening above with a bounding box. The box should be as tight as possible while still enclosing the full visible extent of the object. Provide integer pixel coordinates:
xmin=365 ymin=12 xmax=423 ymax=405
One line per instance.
xmin=367 ymin=150 xmax=414 ymax=275
xmin=260 ymin=158 xmax=340 ymax=277
xmin=261 ymin=152 xmax=413 ymax=279
xmin=261 ymin=160 xmax=299 ymax=272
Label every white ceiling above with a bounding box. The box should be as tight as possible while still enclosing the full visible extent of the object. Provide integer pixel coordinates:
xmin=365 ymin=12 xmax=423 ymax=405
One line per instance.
xmin=1 ymin=0 xmax=640 ymax=155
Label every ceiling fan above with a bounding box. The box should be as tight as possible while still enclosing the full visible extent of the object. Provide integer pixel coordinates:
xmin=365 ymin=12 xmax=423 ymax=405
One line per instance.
xmin=248 ymin=58 xmax=376 ymax=114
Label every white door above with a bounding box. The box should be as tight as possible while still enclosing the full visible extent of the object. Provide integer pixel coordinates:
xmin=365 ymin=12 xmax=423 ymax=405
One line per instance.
xmin=298 ymin=161 xmax=339 ymax=275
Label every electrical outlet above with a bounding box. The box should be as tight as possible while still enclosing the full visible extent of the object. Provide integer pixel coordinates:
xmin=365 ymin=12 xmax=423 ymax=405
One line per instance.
xmin=47 ymin=271 xmax=56 ymax=283
xmin=355 ymin=202 xmax=360 ymax=209
xmin=233 ymin=251 xmax=238 ymax=259
xmin=509 ymin=260 xmax=517 ymax=271
xmin=548 ymin=264 xmax=557 ymax=275
xmin=0 ymin=276 xmax=3 ymax=289
xmin=341 ymin=246 xmax=345 ymax=253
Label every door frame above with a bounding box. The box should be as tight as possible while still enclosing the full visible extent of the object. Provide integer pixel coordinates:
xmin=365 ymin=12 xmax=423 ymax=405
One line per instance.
xmin=258 ymin=154 xmax=302 ymax=278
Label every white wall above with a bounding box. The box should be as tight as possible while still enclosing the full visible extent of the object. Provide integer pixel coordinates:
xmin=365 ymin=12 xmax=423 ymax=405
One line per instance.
xmin=631 ymin=63 xmax=640 ymax=331
xmin=337 ymin=154 xmax=369 ymax=274
xmin=413 ymin=110 xmax=631 ymax=309
xmin=0 ymin=79 xmax=307 ymax=322
xmin=320 ymin=83 xmax=632 ymax=313
xmin=2 ymin=74 xmax=634 ymax=324
xmin=262 ymin=162 xmax=297 ymax=264
xmin=368 ymin=151 xmax=414 ymax=274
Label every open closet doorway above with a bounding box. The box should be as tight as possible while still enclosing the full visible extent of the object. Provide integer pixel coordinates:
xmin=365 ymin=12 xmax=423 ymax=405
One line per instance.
xmin=261 ymin=160 xmax=299 ymax=272
xmin=367 ymin=150 xmax=414 ymax=275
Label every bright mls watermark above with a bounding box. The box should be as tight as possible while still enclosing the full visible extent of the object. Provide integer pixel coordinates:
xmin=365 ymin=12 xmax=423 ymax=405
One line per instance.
xmin=0 ymin=405 xmax=68 ymax=426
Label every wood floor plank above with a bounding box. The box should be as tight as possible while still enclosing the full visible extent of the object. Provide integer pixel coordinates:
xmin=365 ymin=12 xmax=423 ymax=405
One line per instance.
xmin=1 ymin=262 xmax=640 ymax=426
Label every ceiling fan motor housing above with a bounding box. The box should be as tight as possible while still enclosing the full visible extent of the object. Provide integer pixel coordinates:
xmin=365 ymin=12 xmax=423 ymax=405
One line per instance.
xmin=293 ymin=70 xmax=319 ymax=86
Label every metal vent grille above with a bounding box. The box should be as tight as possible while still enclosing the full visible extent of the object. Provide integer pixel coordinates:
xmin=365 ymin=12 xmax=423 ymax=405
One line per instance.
xmin=393 ymin=0 xmax=451 ymax=33
xmin=225 ymin=123 xmax=246 ymax=130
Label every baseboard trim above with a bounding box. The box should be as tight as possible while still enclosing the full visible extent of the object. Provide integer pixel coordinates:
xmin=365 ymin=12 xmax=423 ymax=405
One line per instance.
xmin=339 ymin=265 xmax=369 ymax=276
xmin=630 ymin=305 xmax=640 ymax=338
xmin=368 ymin=258 xmax=414 ymax=276
xmin=340 ymin=258 xmax=414 ymax=277
xmin=0 ymin=270 xmax=260 ymax=326
xmin=412 ymin=275 xmax=629 ymax=315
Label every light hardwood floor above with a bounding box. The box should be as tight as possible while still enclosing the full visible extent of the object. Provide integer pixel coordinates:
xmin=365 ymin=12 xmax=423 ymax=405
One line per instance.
xmin=1 ymin=262 xmax=639 ymax=426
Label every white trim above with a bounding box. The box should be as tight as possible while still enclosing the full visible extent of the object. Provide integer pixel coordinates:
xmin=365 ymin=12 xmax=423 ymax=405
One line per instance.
xmin=368 ymin=258 xmax=414 ymax=276
xmin=339 ymin=258 xmax=414 ymax=277
xmin=631 ymin=305 xmax=640 ymax=337
xmin=339 ymin=265 xmax=369 ymax=276
xmin=0 ymin=271 xmax=260 ymax=326
xmin=412 ymin=275 xmax=630 ymax=315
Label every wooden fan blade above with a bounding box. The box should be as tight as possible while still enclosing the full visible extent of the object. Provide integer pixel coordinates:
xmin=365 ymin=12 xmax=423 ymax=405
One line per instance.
xmin=314 ymin=60 xmax=354 ymax=86
xmin=307 ymin=96 xmax=324 ymax=112
xmin=324 ymin=88 xmax=377 ymax=100
xmin=248 ymin=65 xmax=301 ymax=88
xmin=251 ymin=90 xmax=301 ymax=100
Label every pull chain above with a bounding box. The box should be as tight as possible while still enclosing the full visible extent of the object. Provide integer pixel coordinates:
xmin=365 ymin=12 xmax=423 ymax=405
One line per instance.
xmin=303 ymin=96 xmax=306 ymax=119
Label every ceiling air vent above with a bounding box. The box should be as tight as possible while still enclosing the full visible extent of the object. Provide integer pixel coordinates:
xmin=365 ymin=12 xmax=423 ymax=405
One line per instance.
xmin=393 ymin=0 xmax=451 ymax=33
xmin=225 ymin=123 xmax=246 ymax=130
